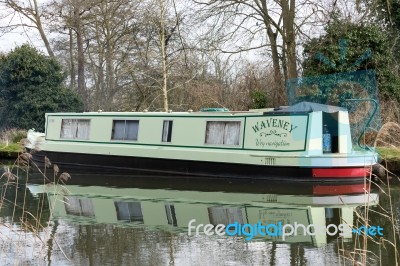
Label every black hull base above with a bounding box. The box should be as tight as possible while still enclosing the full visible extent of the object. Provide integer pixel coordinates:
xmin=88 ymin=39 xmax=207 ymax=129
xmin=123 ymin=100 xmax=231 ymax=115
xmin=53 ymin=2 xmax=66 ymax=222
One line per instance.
xmin=27 ymin=150 xmax=367 ymax=184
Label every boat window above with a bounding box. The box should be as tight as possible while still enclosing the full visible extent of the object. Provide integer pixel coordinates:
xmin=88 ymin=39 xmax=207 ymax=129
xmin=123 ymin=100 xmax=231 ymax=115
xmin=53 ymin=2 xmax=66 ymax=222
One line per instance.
xmin=165 ymin=203 xmax=177 ymax=226
xmin=162 ymin=120 xmax=173 ymax=142
xmin=208 ymin=206 xmax=244 ymax=226
xmin=114 ymin=201 xmax=143 ymax=223
xmin=64 ymin=196 xmax=95 ymax=217
xmin=205 ymin=121 xmax=241 ymax=145
xmin=112 ymin=120 xmax=139 ymax=141
xmin=60 ymin=119 xmax=91 ymax=140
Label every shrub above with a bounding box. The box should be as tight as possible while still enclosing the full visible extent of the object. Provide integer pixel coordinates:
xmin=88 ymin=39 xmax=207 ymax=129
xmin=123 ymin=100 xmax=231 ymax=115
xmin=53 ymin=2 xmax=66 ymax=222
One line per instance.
xmin=0 ymin=128 xmax=27 ymax=144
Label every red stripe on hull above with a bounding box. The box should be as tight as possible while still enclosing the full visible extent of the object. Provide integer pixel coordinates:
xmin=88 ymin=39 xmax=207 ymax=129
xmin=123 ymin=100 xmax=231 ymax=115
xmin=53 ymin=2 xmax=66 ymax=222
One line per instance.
xmin=312 ymin=167 xmax=369 ymax=178
xmin=313 ymin=183 xmax=369 ymax=195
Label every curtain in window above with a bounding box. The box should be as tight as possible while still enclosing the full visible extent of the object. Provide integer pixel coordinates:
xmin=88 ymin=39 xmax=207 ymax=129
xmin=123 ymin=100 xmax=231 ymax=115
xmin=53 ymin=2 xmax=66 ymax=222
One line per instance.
xmin=114 ymin=201 xmax=143 ymax=222
xmin=206 ymin=121 xmax=240 ymax=145
xmin=224 ymin=122 xmax=240 ymax=145
xmin=205 ymin=122 xmax=225 ymax=144
xmin=208 ymin=206 xmax=244 ymax=225
xmin=61 ymin=119 xmax=90 ymax=139
xmin=165 ymin=203 xmax=177 ymax=226
xmin=64 ymin=196 xmax=95 ymax=217
xmin=112 ymin=120 xmax=139 ymax=140
xmin=126 ymin=121 xmax=139 ymax=140
xmin=60 ymin=119 xmax=78 ymax=139
xmin=112 ymin=121 xmax=126 ymax=140
xmin=162 ymin=120 xmax=170 ymax=142
xmin=77 ymin=120 xmax=90 ymax=140
xmin=162 ymin=120 xmax=173 ymax=142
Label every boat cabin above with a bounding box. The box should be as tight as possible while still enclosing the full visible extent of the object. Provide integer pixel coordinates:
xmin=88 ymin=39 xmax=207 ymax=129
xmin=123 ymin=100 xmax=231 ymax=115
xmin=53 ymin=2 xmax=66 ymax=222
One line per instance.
xmin=43 ymin=102 xmax=352 ymax=155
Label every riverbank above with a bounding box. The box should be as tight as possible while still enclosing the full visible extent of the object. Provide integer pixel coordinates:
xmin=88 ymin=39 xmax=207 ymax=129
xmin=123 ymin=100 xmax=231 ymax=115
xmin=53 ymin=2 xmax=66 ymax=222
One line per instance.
xmin=0 ymin=129 xmax=27 ymax=159
xmin=377 ymin=147 xmax=400 ymax=175
xmin=0 ymin=143 xmax=20 ymax=159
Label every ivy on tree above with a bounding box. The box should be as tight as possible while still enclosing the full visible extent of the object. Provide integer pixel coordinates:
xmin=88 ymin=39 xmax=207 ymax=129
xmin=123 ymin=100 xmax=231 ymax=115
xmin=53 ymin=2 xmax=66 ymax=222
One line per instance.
xmin=0 ymin=45 xmax=83 ymax=131
xmin=302 ymin=20 xmax=400 ymax=102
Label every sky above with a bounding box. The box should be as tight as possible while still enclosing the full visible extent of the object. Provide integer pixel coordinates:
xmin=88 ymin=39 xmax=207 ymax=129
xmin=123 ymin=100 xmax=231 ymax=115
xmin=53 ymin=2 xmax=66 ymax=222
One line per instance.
xmin=0 ymin=32 xmax=32 ymax=52
xmin=0 ymin=7 xmax=47 ymax=54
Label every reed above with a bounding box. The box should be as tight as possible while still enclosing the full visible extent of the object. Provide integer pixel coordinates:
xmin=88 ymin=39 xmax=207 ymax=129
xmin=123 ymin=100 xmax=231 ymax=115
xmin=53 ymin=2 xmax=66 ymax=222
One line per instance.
xmin=338 ymin=122 xmax=400 ymax=265
xmin=380 ymin=100 xmax=400 ymax=125
xmin=0 ymin=141 xmax=70 ymax=264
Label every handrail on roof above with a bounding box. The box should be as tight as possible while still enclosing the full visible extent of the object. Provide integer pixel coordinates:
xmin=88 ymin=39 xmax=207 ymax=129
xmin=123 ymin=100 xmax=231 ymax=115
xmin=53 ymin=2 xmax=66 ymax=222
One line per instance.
xmin=200 ymin=107 xmax=230 ymax=112
xmin=345 ymin=98 xmax=378 ymax=151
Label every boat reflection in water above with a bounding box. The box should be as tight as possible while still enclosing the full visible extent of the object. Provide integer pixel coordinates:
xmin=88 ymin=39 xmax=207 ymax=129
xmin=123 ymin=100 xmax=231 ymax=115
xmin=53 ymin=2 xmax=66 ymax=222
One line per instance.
xmin=27 ymin=175 xmax=379 ymax=247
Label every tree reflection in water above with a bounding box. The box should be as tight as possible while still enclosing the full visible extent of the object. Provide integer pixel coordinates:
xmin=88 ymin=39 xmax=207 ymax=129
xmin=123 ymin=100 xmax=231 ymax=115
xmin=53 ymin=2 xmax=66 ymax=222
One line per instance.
xmin=0 ymin=166 xmax=398 ymax=265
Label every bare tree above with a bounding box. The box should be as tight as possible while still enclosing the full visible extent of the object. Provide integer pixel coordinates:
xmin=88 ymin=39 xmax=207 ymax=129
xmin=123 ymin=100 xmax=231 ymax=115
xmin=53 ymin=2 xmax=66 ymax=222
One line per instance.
xmin=193 ymin=0 xmax=305 ymax=105
xmin=49 ymin=0 xmax=95 ymax=108
xmin=138 ymin=0 xmax=185 ymax=111
xmin=84 ymin=0 xmax=140 ymax=111
xmin=0 ymin=0 xmax=54 ymax=57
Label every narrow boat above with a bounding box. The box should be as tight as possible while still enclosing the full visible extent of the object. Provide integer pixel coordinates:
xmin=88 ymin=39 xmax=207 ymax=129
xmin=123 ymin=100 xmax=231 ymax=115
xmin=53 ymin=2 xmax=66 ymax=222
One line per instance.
xmin=27 ymin=182 xmax=379 ymax=246
xmin=26 ymin=102 xmax=378 ymax=182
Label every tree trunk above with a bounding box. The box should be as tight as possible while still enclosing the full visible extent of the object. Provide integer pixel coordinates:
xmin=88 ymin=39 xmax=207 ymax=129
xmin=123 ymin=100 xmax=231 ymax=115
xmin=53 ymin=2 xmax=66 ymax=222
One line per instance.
xmin=69 ymin=28 xmax=76 ymax=91
xmin=105 ymin=41 xmax=115 ymax=111
xmin=74 ymin=6 xmax=87 ymax=109
xmin=258 ymin=0 xmax=286 ymax=106
xmin=159 ymin=1 xmax=169 ymax=112
xmin=281 ymin=0 xmax=297 ymax=80
xmin=36 ymin=19 xmax=54 ymax=58
xmin=267 ymin=27 xmax=285 ymax=106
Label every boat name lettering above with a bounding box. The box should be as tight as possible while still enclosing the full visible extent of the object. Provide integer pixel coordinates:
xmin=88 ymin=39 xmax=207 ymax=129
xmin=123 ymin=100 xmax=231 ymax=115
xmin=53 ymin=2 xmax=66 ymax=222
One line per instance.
xmin=251 ymin=118 xmax=298 ymax=134
xmin=256 ymin=139 xmax=290 ymax=148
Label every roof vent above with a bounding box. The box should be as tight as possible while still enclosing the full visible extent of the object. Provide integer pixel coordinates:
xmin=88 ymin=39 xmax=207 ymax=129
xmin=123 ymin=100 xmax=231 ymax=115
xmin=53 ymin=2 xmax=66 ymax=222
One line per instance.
xmin=200 ymin=107 xmax=229 ymax=112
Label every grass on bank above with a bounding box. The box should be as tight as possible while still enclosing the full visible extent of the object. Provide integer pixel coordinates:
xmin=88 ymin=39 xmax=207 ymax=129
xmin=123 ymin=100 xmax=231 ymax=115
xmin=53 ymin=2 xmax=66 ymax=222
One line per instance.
xmin=377 ymin=147 xmax=400 ymax=161
xmin=0 ymin=142 xmax=22 ymax=153
xmin=0 ymin=128 xmax=26 ymax=155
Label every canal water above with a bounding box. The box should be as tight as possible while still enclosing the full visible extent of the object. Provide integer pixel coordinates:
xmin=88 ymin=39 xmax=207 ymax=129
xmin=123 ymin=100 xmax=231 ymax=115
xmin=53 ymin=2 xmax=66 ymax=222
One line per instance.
xmin=0 ymin=161 xmax=399 ymax=265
